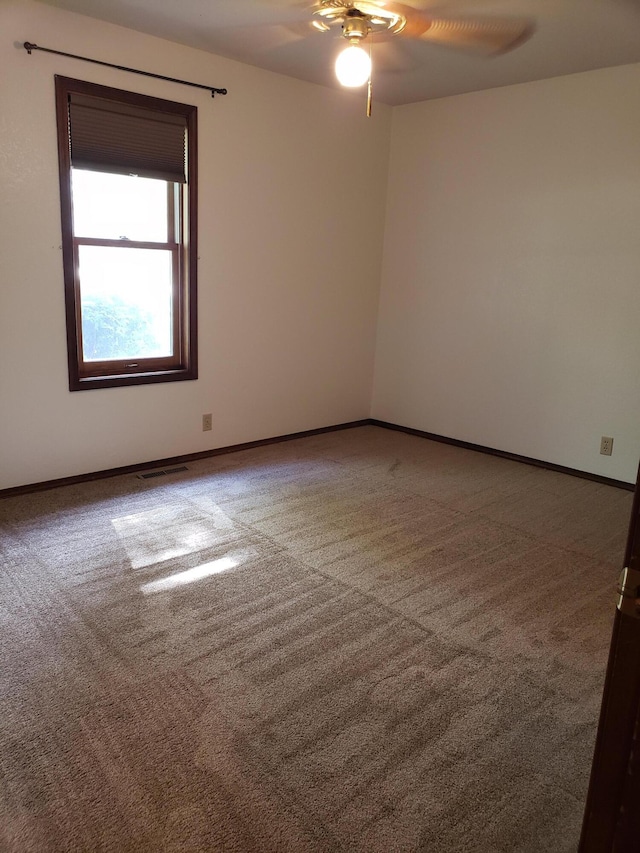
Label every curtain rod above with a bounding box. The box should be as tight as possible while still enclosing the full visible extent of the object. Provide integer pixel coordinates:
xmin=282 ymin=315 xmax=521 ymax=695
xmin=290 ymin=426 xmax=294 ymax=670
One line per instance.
xmin=23 ymin=42 xmax=228 ymax=98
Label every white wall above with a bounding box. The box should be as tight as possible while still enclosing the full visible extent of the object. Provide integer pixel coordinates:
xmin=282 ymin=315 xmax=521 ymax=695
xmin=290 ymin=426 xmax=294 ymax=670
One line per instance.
xmin=373 ymin=65 xmax=640 ymax=483
xmin=3 ymin=2 xmax=640 ymax=491
xmin=0 ymin=0 xmax=391 ymax=489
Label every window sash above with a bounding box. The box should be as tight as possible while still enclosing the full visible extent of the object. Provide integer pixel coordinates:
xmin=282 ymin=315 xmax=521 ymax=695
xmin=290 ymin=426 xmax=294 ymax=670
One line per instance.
xmin=73 ymin=239 xmax=183 ymax=379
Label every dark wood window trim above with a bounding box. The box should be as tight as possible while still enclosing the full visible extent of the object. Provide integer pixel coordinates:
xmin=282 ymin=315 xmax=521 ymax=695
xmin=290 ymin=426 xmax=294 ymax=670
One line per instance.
xmin=55 ymin=75 xmax=198 ymax=391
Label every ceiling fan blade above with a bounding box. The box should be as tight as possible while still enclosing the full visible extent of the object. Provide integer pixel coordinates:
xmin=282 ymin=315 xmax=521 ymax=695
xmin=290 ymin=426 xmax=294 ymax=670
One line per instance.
xmin=253 ymin=1 xmax=534 ymax=58
xmin=416 ymin=15 xmax=535 ymax=55
xmin=371 ymin=39 xmax=417 ymax=73
xmin=213 ymin=20 xmax=316 ymax=55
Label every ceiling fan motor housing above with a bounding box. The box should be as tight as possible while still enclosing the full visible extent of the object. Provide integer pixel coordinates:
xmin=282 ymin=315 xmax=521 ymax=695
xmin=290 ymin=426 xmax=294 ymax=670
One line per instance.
xmin=342 ymin=10 xmax=369 ymax=41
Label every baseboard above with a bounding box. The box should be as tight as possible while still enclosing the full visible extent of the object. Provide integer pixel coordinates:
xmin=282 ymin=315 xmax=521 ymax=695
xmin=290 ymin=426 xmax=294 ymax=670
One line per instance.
xmin=2 ymin=417 xmax=634 ymax=498
xmin=370 ymin=419 xmax=635 ymax=492
xmin=0 ymin=420 xmax=370 ymax=499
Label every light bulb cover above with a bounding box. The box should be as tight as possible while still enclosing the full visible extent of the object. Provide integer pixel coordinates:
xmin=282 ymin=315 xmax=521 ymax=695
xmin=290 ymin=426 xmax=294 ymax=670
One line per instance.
xmin=335 ymin=44 xmax=371 ymax=88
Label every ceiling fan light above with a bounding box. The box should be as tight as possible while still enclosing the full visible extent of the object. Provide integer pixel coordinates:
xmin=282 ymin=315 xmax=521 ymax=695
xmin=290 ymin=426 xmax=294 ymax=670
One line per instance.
xmin=335 ymin=44 xmax=371 ymax=87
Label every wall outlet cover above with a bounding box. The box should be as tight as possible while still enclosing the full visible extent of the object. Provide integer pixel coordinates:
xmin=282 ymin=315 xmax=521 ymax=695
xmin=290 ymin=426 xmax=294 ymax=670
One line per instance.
xmin=600 ymin=436 xmax=614 ymax=456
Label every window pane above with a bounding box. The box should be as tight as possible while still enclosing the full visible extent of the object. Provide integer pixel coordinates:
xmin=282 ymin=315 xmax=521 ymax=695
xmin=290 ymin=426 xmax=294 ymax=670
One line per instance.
xmin=78 ymin=245 xmax=173 ymax=361
xmin=72 ymin=170 xmax=169 ymax=242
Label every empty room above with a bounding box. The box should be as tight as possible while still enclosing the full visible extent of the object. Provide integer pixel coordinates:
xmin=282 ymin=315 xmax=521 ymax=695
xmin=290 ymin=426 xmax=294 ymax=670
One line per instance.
xmin=2 ymin=0 xmax=640 ymax=850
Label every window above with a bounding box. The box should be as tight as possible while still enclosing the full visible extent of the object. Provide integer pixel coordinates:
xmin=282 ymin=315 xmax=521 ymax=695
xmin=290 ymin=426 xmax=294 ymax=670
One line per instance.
xmin=55 ymin=76 xmax=197 ymax=390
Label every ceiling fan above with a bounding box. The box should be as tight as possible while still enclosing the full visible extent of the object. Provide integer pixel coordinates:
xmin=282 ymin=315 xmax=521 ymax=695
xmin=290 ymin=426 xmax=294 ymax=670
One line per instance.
xmin=286 ymin=1 xmax=535 ymax=112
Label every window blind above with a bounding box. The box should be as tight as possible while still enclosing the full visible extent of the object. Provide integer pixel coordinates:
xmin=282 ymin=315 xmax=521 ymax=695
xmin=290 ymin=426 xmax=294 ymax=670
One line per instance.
xmin=68 ymin=94 xmax=187 ymax=183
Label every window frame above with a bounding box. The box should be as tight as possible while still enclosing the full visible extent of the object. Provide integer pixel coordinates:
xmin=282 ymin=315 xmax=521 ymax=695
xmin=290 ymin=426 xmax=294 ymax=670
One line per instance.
xmin=55 ymin=76 xmax=198 ymax=391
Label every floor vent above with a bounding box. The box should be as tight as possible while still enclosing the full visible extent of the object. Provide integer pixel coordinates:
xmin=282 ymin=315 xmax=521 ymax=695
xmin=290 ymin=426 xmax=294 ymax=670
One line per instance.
xmin=137 ymin=466 xmax=189 ymax=480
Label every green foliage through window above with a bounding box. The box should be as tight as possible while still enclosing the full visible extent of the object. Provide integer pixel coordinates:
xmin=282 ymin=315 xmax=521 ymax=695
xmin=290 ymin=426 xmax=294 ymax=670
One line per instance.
xmin=81 ymin=295 xmax=167 ymax=361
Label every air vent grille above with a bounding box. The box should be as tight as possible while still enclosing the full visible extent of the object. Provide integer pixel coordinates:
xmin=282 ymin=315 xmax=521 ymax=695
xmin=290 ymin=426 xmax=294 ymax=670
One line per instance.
xmin=137 ymin=466 xmax=189 ymax=480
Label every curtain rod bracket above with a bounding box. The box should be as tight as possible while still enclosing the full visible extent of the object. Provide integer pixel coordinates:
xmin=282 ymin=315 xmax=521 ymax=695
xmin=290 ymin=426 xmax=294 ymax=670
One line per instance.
xmin=23 ymin=42 xmax=227 ymax=99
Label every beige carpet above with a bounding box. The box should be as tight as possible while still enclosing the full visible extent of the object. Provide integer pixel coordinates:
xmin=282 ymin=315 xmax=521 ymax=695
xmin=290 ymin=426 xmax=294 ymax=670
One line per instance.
xmin=0 ymin=426 xmax=633 ymax=852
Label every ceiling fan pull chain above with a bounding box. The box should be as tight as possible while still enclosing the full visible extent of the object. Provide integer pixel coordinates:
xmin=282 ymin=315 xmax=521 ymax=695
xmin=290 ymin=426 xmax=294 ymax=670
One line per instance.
xmin=366 ymin=39 xmax=373 ymax=117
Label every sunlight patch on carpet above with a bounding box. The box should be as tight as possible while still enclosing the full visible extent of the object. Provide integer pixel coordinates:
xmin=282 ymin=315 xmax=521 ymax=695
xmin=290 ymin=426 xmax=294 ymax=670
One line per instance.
xmin=112 ymin=504 xmax=236 ymax=568
xmin=141 ymin=556 xmax=239 ymax=594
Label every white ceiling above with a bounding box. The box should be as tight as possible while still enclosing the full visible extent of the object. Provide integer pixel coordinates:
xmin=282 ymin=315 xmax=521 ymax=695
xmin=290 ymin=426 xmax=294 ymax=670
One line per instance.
xmin=39 ymin=0 xmax=640 ymax=105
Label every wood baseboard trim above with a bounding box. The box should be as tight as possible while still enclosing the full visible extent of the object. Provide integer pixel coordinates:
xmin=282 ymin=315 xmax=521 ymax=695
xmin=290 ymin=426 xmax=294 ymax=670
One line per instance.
xmin=370 ymin=419 xmax=635 ymax=491
xmin=2 ymin=418 xmax=633 ymax=498
xmin=0 ymin=420 xmax=370 ymax=499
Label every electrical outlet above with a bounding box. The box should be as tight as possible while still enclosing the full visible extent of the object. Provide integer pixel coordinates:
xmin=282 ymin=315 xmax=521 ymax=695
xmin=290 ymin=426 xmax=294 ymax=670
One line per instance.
xmin=202 ymin=413 xmax=212 ymax=432
xmin=600 ymin=436 xmax=614 ymax=456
